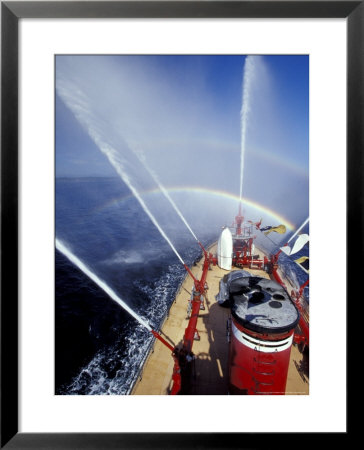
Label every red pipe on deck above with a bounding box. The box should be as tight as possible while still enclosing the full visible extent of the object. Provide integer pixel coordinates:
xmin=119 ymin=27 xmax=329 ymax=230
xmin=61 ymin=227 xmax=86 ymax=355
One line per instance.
xmin=183 ymin=294 xmax=202 ymax=353
xmin=150 ymin=329 xmax=182 ymax=395
xmin=181 ymin=252 xmax=211 ymax=360
xmin=197 ymin=241 xmax=208 ymax=258
xmin=162 ymin=250 xmax=212 ymax=394
xmin=151 ymin=330 xmax=175 ymax=353
xmin=183 ymin=264 xmax=198 ymax=286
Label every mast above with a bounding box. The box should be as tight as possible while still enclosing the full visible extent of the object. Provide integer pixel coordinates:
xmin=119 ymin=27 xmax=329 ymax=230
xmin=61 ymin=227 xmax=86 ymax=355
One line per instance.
xmin=235 ymin=202 xmax=244 ymax=236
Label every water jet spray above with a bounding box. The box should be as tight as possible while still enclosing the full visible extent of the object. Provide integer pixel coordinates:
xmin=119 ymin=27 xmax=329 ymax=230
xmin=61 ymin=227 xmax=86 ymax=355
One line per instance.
xmin=132 ymin=145 xmax=208 ymax=255
xmin=55 ymin=238 xmax=175 ymax=353
xmin=239 ymin=56 xmax=255 ymax=205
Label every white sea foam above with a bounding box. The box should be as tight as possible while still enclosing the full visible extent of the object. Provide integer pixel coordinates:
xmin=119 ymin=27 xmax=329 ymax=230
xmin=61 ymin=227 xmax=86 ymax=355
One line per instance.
xmin=64 ymin=325 xmax=152 ymax=395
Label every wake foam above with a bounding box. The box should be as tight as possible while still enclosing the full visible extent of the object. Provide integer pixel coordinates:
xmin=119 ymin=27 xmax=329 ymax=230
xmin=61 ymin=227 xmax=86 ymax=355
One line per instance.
xmin=59 ymin=262 xmax=186 ymax=395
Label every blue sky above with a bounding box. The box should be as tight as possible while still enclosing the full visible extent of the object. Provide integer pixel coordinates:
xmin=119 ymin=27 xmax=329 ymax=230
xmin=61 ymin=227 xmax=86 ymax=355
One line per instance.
xmin=56 ymin=55 xmax=309 ymax=226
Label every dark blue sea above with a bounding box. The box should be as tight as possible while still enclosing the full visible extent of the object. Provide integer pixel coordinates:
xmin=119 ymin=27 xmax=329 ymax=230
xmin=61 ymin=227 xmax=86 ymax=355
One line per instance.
xmin=55 ymin=177 xmax=308 ymax=395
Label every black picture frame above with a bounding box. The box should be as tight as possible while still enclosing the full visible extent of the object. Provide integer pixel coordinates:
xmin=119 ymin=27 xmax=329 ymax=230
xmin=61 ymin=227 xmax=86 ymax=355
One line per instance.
xmin=1 ymin=1 xmax=357 ymax=448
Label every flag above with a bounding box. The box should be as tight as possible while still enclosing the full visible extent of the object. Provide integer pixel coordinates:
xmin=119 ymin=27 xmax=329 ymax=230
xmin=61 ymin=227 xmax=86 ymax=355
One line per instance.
xmin=248 ymin=218 xmax=262 ymax=229
xmin=294 ymin=256 xmax=309 ymax=272
xmin=263 ymin=224 xmax=286 ymax=236
xmin=280 ymin=234 xmax=309 ymax=256
xmin=260 ymin=225 xmax=272 ymax=232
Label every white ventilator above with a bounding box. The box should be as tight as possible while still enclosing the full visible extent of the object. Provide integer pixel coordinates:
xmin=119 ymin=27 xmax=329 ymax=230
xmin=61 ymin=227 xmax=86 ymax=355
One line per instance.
xmin=217 ymin=227 xmax=233 ymax=270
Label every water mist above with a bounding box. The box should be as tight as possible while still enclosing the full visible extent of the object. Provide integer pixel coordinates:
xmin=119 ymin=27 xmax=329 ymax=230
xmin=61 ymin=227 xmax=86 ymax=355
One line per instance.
xmin=239 ymin=56 xmax=256 ymax=205
xmin=56 ymin=238 xmax=152 ymax=331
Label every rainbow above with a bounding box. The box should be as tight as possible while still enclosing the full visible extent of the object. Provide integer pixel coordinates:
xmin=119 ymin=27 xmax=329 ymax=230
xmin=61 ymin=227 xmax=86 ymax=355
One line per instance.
xmin=251 ymin=147 xmax=309 ymax=179
xmin=93 ymin=185 xmax=296 ymax=230
xmin=143 ymin=138 xmax=308 ymax=179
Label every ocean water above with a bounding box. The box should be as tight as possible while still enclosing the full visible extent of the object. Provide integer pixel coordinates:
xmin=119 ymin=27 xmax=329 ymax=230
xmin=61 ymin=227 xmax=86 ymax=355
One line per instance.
xmin=55 ymin=177 xmax=212 ymax=394
xmin=55 ymin=177 xmax=308 ymax=395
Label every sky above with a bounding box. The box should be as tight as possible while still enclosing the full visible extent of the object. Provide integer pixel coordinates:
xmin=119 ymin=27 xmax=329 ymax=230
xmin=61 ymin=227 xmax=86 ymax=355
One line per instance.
xmin=56 ymin=55 xmax=309 ymax=228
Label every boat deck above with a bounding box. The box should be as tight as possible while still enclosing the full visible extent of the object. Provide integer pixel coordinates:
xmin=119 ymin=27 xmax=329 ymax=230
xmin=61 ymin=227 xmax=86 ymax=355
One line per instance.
xmin=132 ymin=245 xmax=309 ymax=395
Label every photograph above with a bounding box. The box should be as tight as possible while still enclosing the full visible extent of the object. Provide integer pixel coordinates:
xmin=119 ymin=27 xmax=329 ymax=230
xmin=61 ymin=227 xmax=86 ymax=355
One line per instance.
xmin=55 ymin=54 xmax=309 ymax=396
xmin=1 ymin=0 xmax=355 ymax=445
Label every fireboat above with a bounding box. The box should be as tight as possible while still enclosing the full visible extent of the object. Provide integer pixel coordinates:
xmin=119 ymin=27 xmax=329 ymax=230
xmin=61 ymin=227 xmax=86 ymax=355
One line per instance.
xmin=131 ymin=205 xmax=309 ymax=395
